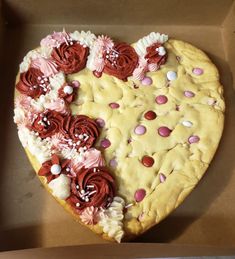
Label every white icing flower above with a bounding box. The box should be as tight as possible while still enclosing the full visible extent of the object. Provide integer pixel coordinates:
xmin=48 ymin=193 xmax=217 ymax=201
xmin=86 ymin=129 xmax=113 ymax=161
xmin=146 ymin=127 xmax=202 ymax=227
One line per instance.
xmin=48 ymin=174 xmax=71 ymax=200
xmin=18 ymin=126 xmax=52 ymax=163
xmin=70 ymin=30 xmax=96 ymax=48
xmin=99 ymin=196 xmax=125 ymax=243
xmin=49 ymin=72 xmax=66 ymax=90
xmin=13 ymin=107 xmax=26 ymax=124
xmin=134 ymin=32 xmax=168 ymax=57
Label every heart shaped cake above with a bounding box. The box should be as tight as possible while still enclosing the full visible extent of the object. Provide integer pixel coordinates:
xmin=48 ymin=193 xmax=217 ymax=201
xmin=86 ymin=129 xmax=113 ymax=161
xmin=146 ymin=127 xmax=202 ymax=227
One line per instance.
xmin=14 ymin=30 xmax=225 ymax=242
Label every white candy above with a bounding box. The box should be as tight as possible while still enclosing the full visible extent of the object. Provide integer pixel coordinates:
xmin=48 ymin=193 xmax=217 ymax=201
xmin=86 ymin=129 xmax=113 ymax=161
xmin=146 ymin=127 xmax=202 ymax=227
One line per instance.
xmin=158 ymin=46 xmax=166 ymax=56
xmin=182 ymin=121 xmax=193 ymax=127
xmin=166 ymin=71 xmax=177 ymax=81
xmin=63 ymin=85 xmax=73 ymax=95
xmin=50 ymin=164 xmax=62 ymax=175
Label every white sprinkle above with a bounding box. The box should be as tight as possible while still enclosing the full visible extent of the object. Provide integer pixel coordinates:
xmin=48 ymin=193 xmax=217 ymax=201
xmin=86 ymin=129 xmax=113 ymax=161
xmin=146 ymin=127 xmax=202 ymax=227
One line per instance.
xmin=81 ymin=190 xmax=85 ymax=194
xmin=66 ymin=167 xmax=70 ymax=172
xmin=125 ymin=203 xmax=133 ymax=209
xmin=85 ymin=197 xmax=89 ymax=202
xmin=93 ymin=168 xmax=96 ymax=173
xmin=78 ymin=134 xmax=84 ymax=140
xmin=37 ymin=76 xmax=41 ymax=80
xmin=182 ymin=121 xmax=193 ymax=127
xmin=88 ymin=190 xmax=97 ymax=196
xmin=76 ymin=185 xmax=79 ymax=189
xmin=76 ymin=203 xmax=80 ymax=207
xmin=87 ymin=185 xmax=94 ymax=189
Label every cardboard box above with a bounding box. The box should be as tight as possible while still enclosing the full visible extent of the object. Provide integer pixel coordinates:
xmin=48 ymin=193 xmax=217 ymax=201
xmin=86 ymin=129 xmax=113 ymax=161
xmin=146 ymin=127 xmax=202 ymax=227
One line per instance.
xmin=0 ymin=0 xmax=235 ymax=256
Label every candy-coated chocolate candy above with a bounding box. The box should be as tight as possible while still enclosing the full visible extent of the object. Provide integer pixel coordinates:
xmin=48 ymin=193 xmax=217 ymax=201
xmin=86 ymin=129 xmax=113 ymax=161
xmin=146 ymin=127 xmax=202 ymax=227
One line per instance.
xmin=142 ymin=155 xmax=154 ymax=167
xmin=144 ymin=110 xmax=157 ymax=120
xmin=141 ymin=76 xmax=153 ymax=86
xmin=134 ymin=189 xmax=146 ymax=202
xmin=158 ymin=126 xmax=172 ymax=137
xmin=155 ymin=95 xmax=168 ymax=104
xmin=134 ymin=125 xmax=146 ymax=135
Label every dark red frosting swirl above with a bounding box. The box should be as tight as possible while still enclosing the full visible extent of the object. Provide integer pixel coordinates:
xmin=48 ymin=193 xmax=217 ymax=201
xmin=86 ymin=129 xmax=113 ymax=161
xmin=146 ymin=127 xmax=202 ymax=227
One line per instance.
xmin=67 ymin=167 xmax=115 ymax=211
xmin=38 ymin=154 xmax=71 ymax=183
xmin=145 ymin=43 xmax=167 ymax=66
xmin=51 ymin=42 xmax=89 ymax=74
xmin=103 ymin=43 xmax=138 ymax=81
xmin=16 ymin=67 xmax=47 ymax=98
xmin=61 ymin=115 xmax=99 ymax=149
xmin=30 ymin=110 xmax=64 ymax=138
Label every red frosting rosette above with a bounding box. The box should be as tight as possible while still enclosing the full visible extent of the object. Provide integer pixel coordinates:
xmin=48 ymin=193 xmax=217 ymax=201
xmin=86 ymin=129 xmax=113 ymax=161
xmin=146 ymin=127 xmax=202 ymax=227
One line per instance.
xmin=38 ymin=154 xmax=71 ymax=183
xmin=61 ymin=115 xmax=99 ymax=150
xmin=51 ymin=42 xmax=89 ymax=74
xmin=30 ymin=110 xmax=64 ymax=138
xmin=16 ymin=67 xmax=49 ymax=98
xmin=67 ymin=166 xmax=115 ymax=211
xmin=145 ymin=42 xmax=167 ymax=66
xmin=103 ymin=43 xmax=138 ymax=81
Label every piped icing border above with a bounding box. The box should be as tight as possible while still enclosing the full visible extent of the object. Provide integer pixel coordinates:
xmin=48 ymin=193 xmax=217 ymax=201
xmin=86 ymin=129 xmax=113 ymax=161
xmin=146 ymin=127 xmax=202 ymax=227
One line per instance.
xmin=14 ymin=30 xmax=169 ymax=242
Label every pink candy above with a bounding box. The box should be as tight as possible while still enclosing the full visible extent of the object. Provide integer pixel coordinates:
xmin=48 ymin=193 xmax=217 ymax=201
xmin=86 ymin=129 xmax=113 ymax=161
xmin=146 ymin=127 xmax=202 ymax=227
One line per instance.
xmin=109 ymin=102 xmax=120 ymax=109
xmin=134 ymin=189 xmax=146 ymax=202
xmin=72 ymin=80 xmax=80 ymax=88
xmin=184 ymin=91 xmax=195 ymax=98
xmin=100 ymin=138 xmax=111 ymax=148
xmin=158 ymin=126 xmax=172 ymax=137
xmin=95 ymin=118 xmax=105 ymax=128
xmin=141 ymin=76 xmax=153 ymax=86
xmin=159 ymin=173 xmax=166 ymax=183
xmin=109 ymin=158 xmax=117 ymax=168
xmin=155 ymin=95 xmax=168 ymax=104
xmin=193 ymin=68 xmax=204 ymax=75
xmin=134 ymin=125 xmax=146 ymax=135
xmin=188 ymin=135 xmax=200 ymax=144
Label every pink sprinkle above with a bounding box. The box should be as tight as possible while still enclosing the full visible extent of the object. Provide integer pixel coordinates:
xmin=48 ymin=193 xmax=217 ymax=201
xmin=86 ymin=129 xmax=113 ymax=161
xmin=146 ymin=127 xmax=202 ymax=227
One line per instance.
xmin=141 ymin=76 xmax=153 ymax=86
xmin=134 ymin=125 xmax=146 ymax=135
xmin=184 ymin=91 xmax=195 ymax=98
xmin=155 ymin=95 xmax=168 ymax=104
xmin=109 ymin=158 xmax=117 ymax=168
xmin=72 ymin=80 xmax=80 ymax=88
xmin=134 ymin=189 xmax=146 ymax=202
xmin=193 ymin=68 xmax=204 ymax=75
xmin=109 ymin=102 xmax=120 ymax=109
xmin=159 ymin=173 xmax=166 ymax=183
xmin=188 ymin=135 xmax=200 ymax=144
xmin=158 ymin=126 xmax=172 ymax=137
xmin=95 ymin=118 xmax=105 ymax=128
xmin=100 ymin=138 xmax=111 ymax=148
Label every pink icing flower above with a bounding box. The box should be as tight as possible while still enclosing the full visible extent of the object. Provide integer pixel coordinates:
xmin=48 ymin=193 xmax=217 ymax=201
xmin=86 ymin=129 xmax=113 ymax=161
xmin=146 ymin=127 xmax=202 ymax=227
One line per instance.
xmin=40 ymin=30 xmax=72 ymax=48
xmin=71 ymin=148 xmax=105 ymax=172
xmin=14 ymin=95 xmax=40 ymax=126
xmin=31 ymin=57 xmax=58 ymax=77
xmin=15 ymin=95 xmax=32 ymax=110
xmin=50 ymin=132 xmax=67 ymax=151
xmin=96 ymin=35 xmax=114 ymax=50
xmin=44 ymin=98 xmax=70 ymax=115
xmin=133 ymin=57 xmax=148 ymax=80
xmin=79 ymin=206 xmax=100 ymax=225
xmin=83 ymin=148 xmax=105 ymax=169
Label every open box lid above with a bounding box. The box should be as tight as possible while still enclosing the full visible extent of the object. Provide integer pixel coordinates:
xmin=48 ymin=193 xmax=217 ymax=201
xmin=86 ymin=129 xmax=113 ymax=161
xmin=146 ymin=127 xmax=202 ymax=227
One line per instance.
xmin=0 ymin=0 xmax=235 ymax=254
